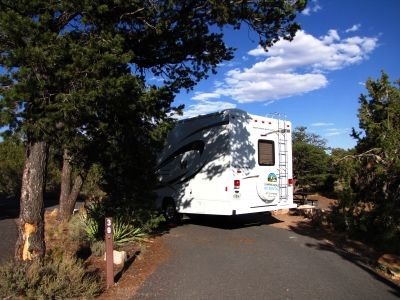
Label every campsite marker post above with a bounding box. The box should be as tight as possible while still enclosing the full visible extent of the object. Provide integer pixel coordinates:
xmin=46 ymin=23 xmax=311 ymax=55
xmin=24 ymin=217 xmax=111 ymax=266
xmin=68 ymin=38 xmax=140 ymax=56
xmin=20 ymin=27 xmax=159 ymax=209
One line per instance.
xmin=105 ymin=217 xmax=114 ymax=287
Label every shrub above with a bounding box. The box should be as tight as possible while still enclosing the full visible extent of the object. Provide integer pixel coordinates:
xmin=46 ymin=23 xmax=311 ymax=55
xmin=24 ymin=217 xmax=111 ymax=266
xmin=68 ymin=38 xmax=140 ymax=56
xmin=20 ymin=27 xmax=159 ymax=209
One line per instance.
xmin=0 ymin=256 xmax=101 ymax=299
xmin=90 ymin=241 xmax=106 ymax=257
xmin=328 ymin=190 xmax=400 ymax=254
xmin=68 ymin=213 xmax=89 ymax=242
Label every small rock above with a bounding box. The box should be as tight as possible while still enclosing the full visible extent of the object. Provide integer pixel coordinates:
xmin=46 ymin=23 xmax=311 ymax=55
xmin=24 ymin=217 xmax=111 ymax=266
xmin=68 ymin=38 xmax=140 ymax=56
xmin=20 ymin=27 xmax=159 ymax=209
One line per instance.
xmin=378 ymin=254 xmax=400 ymax=277
xmin=271 ymin=209 xmax=289 ymax=215
xmin=104 ymin=250 xmax=128 ymax=265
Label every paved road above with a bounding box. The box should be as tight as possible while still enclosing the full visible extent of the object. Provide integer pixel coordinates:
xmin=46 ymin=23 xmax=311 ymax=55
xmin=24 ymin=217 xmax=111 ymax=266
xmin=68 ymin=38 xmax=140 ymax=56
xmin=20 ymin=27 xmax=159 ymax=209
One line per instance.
xmin=132 ymin=214 xmax=400 ymax=300
xmin=0 ymin=198 xmax=20 ymax=263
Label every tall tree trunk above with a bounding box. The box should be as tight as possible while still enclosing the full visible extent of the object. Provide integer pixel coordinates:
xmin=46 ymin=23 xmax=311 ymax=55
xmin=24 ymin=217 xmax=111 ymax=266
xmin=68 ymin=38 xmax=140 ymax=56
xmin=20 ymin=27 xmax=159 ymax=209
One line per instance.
xmin=58 ymin=148 xmax=89 ymax=222
xmin=58 ymin=149 xmax=73 ymax=222
xmin=14 ymin=139 xmax=48 ymax=262
xmin=68 ymin=168 xmax=88 ymax=208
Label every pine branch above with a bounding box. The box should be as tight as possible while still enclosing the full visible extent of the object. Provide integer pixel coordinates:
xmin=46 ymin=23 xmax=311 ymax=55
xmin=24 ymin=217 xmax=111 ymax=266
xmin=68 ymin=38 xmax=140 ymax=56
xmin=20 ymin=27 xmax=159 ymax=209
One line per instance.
xmin=334 ymin=148 xmax=388 ymax=166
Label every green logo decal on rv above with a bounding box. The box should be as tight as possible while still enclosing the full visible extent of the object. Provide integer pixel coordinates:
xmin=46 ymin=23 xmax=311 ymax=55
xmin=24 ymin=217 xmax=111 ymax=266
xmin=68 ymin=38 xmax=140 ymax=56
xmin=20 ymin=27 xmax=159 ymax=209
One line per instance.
xmin=267 ymin=173 xmax=277 ymax=182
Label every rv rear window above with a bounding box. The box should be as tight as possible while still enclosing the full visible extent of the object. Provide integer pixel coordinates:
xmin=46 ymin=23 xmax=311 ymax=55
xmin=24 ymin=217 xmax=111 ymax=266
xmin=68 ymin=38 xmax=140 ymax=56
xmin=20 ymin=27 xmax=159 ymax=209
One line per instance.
xmin=258 ymin=140 xmax=275 ymax=166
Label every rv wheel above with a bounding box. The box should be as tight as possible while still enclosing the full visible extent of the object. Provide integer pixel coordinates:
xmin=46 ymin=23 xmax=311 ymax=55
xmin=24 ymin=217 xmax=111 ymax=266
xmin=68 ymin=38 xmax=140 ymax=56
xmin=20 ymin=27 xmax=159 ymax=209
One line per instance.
xmin=163 ymin=199 xmax=179 ymax=225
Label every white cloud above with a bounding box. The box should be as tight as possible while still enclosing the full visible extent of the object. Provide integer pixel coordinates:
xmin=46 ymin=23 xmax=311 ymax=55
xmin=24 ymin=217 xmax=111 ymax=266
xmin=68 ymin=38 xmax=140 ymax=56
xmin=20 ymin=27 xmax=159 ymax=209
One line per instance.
xmin=346 ymin=24 xmax=361 ymax=33
xmin=326 ymin=131 xmax=341 ymax=136
xmin=262 ymin=100 xmax=275 ymax=106
xmin=191 ymin=92 xmax=220 ymax=101
xmin=302 ymin=1 xmax=322 ymax=15
xmin=302 ymin=7 xmax=311 ymax=15
xmin=313 ymin=5 xmax=322 ymax=13
xmin=213 ymin=71 xmax=327 ymax=103
xmin=312 ymin=122 xmax=334 ymax=126
xmin=324 ymin=128 xmax=351 ymax=137
xmin=149 ymin=76 xmax=164 ymax=82
xmin=182 ymin=101 xmax=236 ymax=119
xmin=191 ymin=30 xmax=378 ymax=104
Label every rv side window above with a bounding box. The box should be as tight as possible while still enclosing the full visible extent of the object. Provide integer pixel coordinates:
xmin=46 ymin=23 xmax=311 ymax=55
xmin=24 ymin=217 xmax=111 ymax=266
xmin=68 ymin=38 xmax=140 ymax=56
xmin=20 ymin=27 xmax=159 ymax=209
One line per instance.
xmin=258 ymin=140 xmax=275 ymax=166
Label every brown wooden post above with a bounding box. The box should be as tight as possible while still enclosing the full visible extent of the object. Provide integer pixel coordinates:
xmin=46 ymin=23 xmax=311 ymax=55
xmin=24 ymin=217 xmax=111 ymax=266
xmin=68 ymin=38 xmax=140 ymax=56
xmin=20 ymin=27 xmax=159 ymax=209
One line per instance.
xmin=105 ymin=217 xmax=114 ymax=287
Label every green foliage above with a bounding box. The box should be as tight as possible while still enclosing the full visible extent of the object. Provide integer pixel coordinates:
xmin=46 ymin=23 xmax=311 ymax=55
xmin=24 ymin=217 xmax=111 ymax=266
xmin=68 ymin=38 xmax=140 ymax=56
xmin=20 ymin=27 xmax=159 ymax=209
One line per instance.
xmin=0 ymin=257 xmax=101 ymax=299
xmin=45 ymin=145 xmax=62 ymax=197
xmin=330 ymin=148 xmax=357 ymax=193
xmin=292 ymin=126 xmax=328 ymax=150
xmin=0 ymin=139 xmax=62 ymax=198
xmin=68 ymin=213 xmax=90 ymax=242
xmin=83 ymin=216 xmax=101 ymax=242
xmin=112 ymin=216 xmax=147 ymax=245
xmin=292 ymin=126 xmax=333 ymax=192
xmin=81 ymin=163 xmax=106 ymax=197
xmin=90 ymin=241 xmax=106 ymax=257
xmin=350 ymin=71 xmax=400 ymax=203
xmin=70 ymin=197 xmax=164 ymax=246
xmin=331 ymin=72 xmax=400 ymax=253
xmin=328 ymin=189 xmax=368 ymax=233
xmin=0 ymin=138 xmax=25 ymax=196
xmin=0 ymin=0 xmax=307 ymax=161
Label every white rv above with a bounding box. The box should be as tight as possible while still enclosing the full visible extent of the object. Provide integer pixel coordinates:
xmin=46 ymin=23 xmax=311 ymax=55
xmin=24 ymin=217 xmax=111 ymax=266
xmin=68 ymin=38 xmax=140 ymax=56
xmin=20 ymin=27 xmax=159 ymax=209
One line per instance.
xmin=155 ymin=109 xmax=296 ymax=222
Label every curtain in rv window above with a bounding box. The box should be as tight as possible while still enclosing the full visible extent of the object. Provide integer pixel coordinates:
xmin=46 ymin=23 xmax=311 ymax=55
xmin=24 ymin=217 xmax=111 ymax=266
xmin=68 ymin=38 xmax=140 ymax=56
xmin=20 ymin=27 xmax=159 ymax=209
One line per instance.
xmin=258 ymin=140 xmax=275 ymax=166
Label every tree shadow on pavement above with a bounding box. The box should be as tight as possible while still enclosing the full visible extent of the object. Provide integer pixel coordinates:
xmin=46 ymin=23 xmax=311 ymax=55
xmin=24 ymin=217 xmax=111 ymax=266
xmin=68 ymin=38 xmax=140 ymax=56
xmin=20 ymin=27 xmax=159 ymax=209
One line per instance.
xmin=179 ymin=213 xmax=284 ymax=230
xmin=305 ymin=241 xmax=400 ymax=297
xmin=288 ymin=219 xmax=400 ymax=295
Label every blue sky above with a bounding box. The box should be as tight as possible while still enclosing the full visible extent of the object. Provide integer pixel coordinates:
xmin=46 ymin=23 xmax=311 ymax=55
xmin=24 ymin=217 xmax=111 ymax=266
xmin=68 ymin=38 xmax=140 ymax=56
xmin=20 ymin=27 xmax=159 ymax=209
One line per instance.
xmin=159 ymin=0 xmax=400 ymax=150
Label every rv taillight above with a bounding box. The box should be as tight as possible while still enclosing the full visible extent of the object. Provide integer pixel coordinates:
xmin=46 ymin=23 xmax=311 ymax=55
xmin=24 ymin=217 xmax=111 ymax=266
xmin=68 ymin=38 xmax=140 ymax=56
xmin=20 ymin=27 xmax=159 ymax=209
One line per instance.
xmin=288 ymin=179 xmax=293 ymax=185
xmin=234 ymin=180 xmax=240 ymax=189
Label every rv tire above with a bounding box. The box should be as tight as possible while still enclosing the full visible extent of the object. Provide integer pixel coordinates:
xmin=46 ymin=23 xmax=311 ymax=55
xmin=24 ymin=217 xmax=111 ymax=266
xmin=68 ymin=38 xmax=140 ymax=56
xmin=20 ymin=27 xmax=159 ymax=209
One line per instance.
xmin=163 ymin=199 xmax=180 ymax=225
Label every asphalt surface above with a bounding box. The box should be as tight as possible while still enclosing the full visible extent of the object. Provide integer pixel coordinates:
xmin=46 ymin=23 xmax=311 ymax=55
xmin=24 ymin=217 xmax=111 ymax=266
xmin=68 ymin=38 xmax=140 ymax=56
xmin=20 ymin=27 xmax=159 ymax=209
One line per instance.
xmin=131 ymin=214 xmax=400 ymax=300
xmin=0 ymin=197 xmax=20 ymax=263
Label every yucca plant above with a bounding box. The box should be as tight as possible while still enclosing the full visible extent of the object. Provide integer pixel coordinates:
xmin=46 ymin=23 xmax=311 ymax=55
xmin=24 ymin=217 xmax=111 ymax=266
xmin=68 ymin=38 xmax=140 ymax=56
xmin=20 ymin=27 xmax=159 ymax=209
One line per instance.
xmin=70 ymin=212 xmax=101 ymax=242
xmin=113 ymin=216 xmax=147 ymax=246
xmin=85 ymin=218 xmax=100 ymax=242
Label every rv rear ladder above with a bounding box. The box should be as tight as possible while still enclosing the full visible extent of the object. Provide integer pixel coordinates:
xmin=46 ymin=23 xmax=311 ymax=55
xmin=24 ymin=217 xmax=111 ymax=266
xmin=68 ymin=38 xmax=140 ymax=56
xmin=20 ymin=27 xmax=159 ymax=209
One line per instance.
xmin=267 ymin=112 xmax=289 ymax=203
